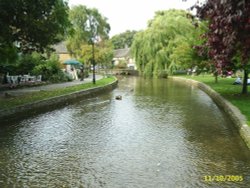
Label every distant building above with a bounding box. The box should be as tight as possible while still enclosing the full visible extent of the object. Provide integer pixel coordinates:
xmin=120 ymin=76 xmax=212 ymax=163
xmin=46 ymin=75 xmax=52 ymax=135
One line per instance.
xmin=53 ymin=42 xmax=79 ymax=80
xmin=53 ymin=42 xmax=71 ymax=63
xmin=113 ymin=48 xmax=136 ymax=70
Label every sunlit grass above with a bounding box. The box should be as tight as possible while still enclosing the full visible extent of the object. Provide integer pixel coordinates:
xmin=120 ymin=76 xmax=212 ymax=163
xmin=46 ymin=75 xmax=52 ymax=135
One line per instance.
xmin=179 ymin=75 xmax=250 ymax=125
xmin=0 ymin=77 xmax=116 ymax=110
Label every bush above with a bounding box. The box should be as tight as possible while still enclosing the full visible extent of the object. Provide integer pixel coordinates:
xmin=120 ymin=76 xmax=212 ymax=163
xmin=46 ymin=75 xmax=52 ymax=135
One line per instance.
xmin=0 ymin=44 xmax=18 ymax=74
xmin=115 ymin=60 xmax=127 ymax=69
xmin=16 ymin=52 xmax=43 ymax=75
xmin=49 ymin=71 xmax=73 ymax=82
xmin=32 ymin=54 xmax=70 ymax=83
xmin=4 ymin=52 xmax=72 ymax=83
xmin=158 ymin=70 xmax=168 ymax=78
xmin=76 ymin=65 xmax=89 ymax=78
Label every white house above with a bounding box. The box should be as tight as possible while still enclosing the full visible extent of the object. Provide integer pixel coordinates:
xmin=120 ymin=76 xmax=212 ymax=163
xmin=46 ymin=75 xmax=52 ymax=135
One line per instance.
xmin=113 ymin=48 xmax=136 ymax=70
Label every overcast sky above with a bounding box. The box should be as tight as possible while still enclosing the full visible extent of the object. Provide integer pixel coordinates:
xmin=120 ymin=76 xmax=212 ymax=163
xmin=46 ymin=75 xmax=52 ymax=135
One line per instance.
xmin=68 ymin=0 xmax=199 ymax=36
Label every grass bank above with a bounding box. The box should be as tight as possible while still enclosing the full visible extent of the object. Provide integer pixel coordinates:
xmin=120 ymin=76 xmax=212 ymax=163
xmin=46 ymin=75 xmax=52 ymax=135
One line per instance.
xmin=179 ymin=75 xmax=250 ymax=125
xmin=0 ymin=76 xmax=116 ymax=110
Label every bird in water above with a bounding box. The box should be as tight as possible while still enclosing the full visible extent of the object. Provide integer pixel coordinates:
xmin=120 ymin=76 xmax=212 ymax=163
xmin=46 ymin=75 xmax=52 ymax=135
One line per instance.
xmin=115 ymin=95 xmax=122 ymax=100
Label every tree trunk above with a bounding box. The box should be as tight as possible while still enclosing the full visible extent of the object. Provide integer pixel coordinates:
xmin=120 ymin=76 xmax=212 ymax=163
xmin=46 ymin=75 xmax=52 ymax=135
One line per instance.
xmin=241 ymin=69 xmax=248 ymax=95
xmin=215 ymin=74 xmax=218 ymax=83
xmin=92 ymin=42 xmax=96 ymax=84
xmin=214 ymin=70 xmax=218 ymax=83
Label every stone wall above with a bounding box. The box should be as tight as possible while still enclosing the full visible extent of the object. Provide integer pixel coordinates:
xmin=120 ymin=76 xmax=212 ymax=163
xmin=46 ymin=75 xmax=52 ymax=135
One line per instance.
xmin=0 ymin=79 xmax=118 ymax=120
xmin=171 ymin=76 xmax=250 ymax=149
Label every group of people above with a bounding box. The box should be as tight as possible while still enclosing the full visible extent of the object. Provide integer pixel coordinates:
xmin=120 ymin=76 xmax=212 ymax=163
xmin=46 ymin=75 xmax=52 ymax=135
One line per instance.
xmin=64 ymin=65 xmax=85 ymax=81
xmin=233 ymin=77 xmax=250 ymax=85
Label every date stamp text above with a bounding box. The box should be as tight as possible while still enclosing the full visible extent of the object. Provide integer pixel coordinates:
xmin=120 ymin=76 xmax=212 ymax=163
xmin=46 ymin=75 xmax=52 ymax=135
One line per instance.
xmin=204 ymin=175 xmax=243 ymax=182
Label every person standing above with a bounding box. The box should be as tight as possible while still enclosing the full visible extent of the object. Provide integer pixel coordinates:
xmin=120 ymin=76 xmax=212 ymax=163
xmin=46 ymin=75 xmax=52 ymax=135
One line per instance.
xmin=80 ymin=65 xmax=84 ymax=81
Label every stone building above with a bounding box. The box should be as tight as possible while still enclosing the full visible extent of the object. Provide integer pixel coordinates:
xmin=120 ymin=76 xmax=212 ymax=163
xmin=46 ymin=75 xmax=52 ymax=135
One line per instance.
xmin=53 ymin=42 xmax=71 ymax=63
xmin=113 ymin=48 xmax=136 ymax=70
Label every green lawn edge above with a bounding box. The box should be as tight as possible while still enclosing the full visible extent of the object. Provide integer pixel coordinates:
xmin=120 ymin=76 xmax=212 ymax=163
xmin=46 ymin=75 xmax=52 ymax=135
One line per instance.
xmin=178 ymin=75 xmax=250 ymax=126
xmin=0 ymin=76 xmax=116 ymax=110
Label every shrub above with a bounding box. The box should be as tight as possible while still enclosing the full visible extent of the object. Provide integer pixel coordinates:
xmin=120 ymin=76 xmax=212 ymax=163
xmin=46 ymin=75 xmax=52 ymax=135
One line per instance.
xmin=16 ymin=52 xmax=43 ymax=75
xmin=115 ymin=60 xmax=127 ymax=69
xmin=158 ymin=70 xmax=168 ymax=78
xmin=49 ymin=71 xmax=73 ymax=82
xmin=32 ymin=54 xmax=70 ymax=83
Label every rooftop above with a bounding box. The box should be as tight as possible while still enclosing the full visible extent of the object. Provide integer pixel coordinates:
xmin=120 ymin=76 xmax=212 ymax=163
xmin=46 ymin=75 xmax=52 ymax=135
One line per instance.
xmin=114 ymin=48 xmax=131 ymax=58
xmin=53 ymin=42 xmax=68 ymax=54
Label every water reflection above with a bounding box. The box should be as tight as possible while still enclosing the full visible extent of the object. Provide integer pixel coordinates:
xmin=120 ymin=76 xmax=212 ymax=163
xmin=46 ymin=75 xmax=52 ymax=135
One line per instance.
xmin=0 ymin=77 xmax=249 ymax=187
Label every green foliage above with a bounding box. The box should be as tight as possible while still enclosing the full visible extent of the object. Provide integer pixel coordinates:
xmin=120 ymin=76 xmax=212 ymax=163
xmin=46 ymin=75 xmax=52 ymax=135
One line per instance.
xmin=1 ymin=51 xmax=71 ymax=82
xmin=32 ymin=54 xmax=70 ymax=82
xmin=0 ymin=44 xmax=18 ymax=73
xmin=16 ymin=52 xmax=43 ymax=75
xmin=0 ymin=0 xmax=70 ymax=54
xmin=111 ymin=30 xmax=137 ymax=49
xmin=115 ymin=60 xmax=127 ymax=69
xmin=143 ymin=62 xmax=154 ymax=77
xmin=79 ymin=41 xmax=114 ymax=69
xmin=67 ymin=5 xmax=110 ymax=58
xmin=0 ymin=44 xmax=18 ymax=63
xmin=79 ymin=44 xmax=93 ymax=65
xmin=96 ymin=41 xmax=114 ymax=68
xmin=131 ymin=9 xmax=207 ymax=78
xmin=67 ymin=5 xmax=89 ymax=56
xmin=195 ymin=0 xmax=250 ymax=94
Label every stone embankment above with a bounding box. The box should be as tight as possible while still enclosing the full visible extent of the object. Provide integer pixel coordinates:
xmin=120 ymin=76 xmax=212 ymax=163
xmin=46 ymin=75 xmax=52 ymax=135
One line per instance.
xmin=0 ymin=79 xmax=118 ymax=119
xmin=171 ymin=76 xmax=250 ymax=149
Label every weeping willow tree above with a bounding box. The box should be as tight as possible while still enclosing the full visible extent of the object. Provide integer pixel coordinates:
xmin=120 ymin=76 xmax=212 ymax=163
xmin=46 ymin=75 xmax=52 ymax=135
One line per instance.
xmin=131 ymin=9 xmax=205 ymax=77
xmin=169 ymin=20 xmax=208 ymax=72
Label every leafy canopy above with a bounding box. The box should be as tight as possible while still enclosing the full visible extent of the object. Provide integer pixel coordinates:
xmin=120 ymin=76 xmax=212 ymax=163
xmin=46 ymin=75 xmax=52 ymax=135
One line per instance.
xmin=131 ymin=9 xmax=203 ymax=77
xmin=111 ymin=30 xmax=137 ymax=49
xmin=67 ymin=5 xmax=110 ymax=58
xmin=0 ymin=0 xmax=70 ymax=54
xmin=194 ymin=0 xmax=250 ymax=94
xmin=79 ymin=41 xmax=114 ymax=68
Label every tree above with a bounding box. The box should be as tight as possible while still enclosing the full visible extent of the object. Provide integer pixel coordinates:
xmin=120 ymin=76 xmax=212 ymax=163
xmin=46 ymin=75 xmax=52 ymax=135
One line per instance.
xmin=131 ymin=9 xmax=201 ymax=77
xmin=194 ymin=0 xmax=250 ymax=94
xmin=96 ymin=41 xmax=114 ymax=69
xmin=0 ymin=0 xmax=70 ymax=76
xmin=67 ymin=5 xmax=110 ymax=83
xmin=0 ymin=0 xmax=70 ymax=54
xmin=0 ymin=44 xmax=18 ymax=73
xmin=79 ymin=41 xmax=113 ymax=69
xmin=110 ymin=30 xmax=137 ymax=49
xmin=67 ymin=5 xmax=110 ymax=58
xmin=170 ymin=20 xmax=209 ymax=73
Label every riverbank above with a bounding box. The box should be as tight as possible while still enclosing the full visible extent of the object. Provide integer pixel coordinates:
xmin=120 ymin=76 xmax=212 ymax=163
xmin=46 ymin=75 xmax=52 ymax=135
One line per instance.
xmin=2 ymin=76 xmax=249 ymax=187
xmin=0 ymin=76 xmax=117 ymax=119
xmin=171 ymin=75 xmax=250 ymax=149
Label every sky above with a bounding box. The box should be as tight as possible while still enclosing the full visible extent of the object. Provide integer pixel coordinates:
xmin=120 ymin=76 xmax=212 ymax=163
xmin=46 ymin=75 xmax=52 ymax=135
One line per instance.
xmin=68 ymin=0 xmax=200 ymax=37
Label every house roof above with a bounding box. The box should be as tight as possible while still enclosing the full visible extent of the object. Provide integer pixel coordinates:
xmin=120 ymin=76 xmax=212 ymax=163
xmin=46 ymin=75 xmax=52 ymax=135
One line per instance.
xmin=53 ymin=42 xmax=68 ymax=54
xmin=114 ymin=48 xmax=131 ymax=58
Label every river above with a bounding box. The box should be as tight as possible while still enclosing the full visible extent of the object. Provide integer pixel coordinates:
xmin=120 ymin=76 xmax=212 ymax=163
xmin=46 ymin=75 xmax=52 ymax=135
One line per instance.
xmin=0 ymin=76 xmax=249 ymax=187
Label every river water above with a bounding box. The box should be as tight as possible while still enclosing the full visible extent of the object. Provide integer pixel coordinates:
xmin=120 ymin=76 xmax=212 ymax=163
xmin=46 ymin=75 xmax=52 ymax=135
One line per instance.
xmin=0 ymin=77 xmax=249 ymax=187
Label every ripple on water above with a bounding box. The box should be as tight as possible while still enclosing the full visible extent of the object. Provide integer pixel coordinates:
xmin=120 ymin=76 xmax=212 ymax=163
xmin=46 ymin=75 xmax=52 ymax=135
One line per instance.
xmin=0 ymin=77 xmax=250 ymax=187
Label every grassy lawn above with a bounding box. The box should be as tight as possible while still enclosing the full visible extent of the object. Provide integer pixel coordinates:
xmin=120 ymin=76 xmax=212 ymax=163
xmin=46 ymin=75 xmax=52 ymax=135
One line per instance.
xmin=0 ymin=76 xmax=116 ymax=110
xmin=179 ymin=75 xmax=250 ymax=125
